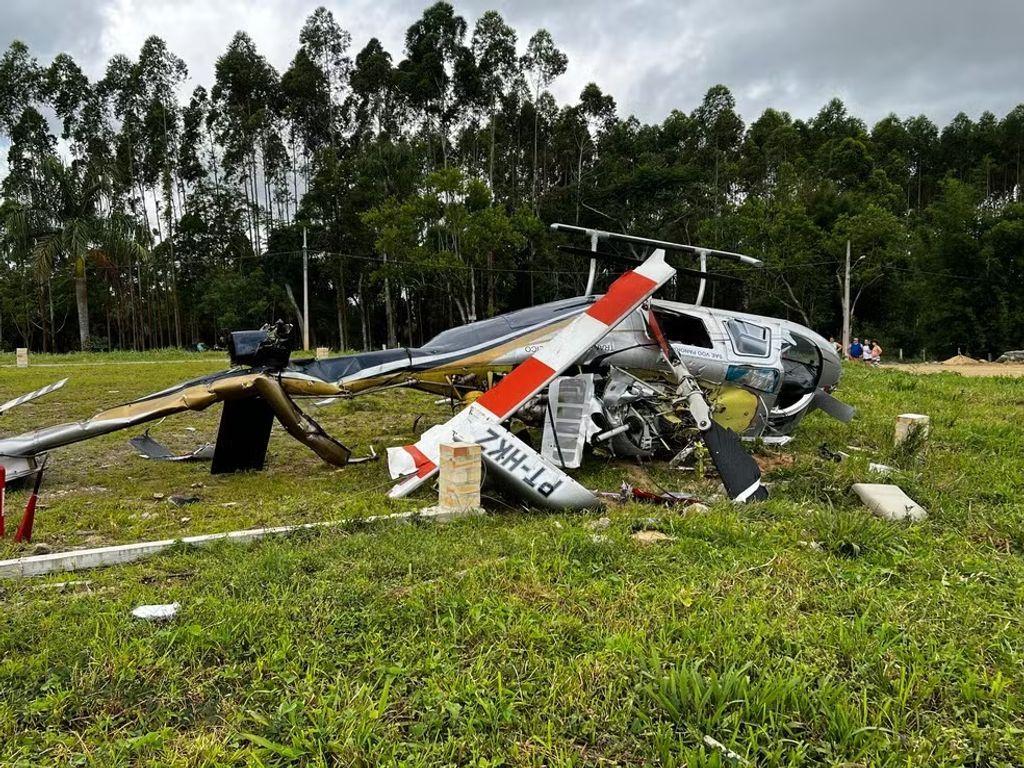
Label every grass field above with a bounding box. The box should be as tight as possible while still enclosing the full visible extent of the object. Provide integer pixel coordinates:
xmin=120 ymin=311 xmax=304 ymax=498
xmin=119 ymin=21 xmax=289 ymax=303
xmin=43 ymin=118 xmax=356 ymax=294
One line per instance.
xmin=0 ymin=355 xmax=1022 ymax=766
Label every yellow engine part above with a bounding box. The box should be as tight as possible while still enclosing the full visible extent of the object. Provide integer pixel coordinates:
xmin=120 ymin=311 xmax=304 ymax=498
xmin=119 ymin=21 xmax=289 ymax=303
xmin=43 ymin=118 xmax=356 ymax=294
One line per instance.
xmin=710 ymin=386 xmax=759 ymax=433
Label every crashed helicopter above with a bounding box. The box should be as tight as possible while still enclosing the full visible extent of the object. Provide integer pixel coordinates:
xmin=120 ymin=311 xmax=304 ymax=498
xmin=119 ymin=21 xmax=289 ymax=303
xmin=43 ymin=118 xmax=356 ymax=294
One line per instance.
xmin=0 ymin=225 xmax=854 ymax=508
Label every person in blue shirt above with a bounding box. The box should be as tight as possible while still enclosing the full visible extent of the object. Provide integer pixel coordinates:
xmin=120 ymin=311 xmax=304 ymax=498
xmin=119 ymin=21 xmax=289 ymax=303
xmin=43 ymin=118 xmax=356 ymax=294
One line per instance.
xmin=849 ymin=338 xmax=863 ymax=360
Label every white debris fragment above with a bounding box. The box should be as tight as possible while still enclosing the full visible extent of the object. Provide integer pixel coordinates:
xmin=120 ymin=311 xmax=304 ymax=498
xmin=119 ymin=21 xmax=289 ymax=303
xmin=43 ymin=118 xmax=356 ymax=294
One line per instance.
xmin=869 ymin=462 xmax=895 ymax=475
xmin=798 ymin=540 xmax=825 ymax=552
xmin=852 ymin=483 xmax=927 ymax=522
xmin=131 ymin=602 xmax=180 ymax=621
xmin=757 ymin=435 xmax=793 ymax=446
xmin=703 ymin=735 xmax=748 ymax=764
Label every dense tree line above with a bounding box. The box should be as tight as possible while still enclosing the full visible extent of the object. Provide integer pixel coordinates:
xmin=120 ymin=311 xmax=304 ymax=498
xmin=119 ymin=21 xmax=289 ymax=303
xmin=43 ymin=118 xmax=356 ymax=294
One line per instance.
xmin=1 ymin=4 xmax=1022 ymax=357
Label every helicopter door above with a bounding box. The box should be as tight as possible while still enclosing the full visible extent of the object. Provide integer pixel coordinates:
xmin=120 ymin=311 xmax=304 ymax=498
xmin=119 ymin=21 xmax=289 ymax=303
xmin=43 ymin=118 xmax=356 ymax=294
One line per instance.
xmin=769 ymin=331 xmax=824 ymax=432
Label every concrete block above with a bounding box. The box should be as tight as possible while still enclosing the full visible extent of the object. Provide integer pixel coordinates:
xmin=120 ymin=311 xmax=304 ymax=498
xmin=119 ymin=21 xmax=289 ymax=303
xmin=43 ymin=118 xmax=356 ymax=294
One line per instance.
xmin=416 ymin=505 xmax=485 ymax=522
xmin=895 ymin=413 xmax=930 ymax=445
xmin=15 ymin=348 xmax=28 ymax=368
xmin=852 ymin=483 xmax=927 ymax=522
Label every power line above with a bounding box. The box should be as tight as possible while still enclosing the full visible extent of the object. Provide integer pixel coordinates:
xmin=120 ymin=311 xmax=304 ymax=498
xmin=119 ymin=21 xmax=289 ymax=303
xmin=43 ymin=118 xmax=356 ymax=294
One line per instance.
xmin=245 ymin=249 xmax=999 ymax=285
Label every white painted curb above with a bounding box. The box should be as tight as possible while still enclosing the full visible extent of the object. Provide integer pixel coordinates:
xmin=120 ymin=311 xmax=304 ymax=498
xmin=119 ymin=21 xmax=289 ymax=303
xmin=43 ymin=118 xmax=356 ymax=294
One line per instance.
xmin=0 ymin=506 xmax=482 ymax=579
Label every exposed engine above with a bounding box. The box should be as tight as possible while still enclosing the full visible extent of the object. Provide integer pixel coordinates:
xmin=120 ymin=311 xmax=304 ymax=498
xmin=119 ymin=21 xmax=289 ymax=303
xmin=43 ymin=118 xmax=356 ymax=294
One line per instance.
xmin=518 ymin=368 xmax=697 ymax=469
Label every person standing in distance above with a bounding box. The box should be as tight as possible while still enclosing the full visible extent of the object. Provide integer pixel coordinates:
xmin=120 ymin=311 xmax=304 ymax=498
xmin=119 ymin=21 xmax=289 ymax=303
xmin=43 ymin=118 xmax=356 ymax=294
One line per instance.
xmin=849 ymin=337 xmax=863 ymax=361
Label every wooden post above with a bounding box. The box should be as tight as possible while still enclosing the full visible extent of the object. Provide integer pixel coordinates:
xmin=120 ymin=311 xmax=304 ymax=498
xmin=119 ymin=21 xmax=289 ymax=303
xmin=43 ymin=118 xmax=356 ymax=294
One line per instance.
xmin=438 ymin=442 xmax=482 ymax=513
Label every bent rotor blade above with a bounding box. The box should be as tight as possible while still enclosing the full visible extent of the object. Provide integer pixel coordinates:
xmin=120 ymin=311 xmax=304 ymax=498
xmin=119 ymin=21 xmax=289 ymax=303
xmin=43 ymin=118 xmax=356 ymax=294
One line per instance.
xmin=0 ymin=378 xmax=68 ymax=415
xmin=387 ymin=249 xmax=676 ymax=501
xmin=702 ymin=421 xmax=768 ymax=502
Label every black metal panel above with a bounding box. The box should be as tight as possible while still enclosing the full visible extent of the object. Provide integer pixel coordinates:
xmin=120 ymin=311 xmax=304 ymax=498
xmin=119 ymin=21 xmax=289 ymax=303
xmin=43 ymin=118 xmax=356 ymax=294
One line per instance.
xmin=211 ymin=398 xmax=275 ymax=474
xmin=702 ymin=421 xmax=768 ymax=501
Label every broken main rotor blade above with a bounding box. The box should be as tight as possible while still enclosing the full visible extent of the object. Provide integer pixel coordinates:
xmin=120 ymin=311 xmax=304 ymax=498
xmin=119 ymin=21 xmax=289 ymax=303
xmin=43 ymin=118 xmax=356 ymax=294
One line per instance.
xmin=0 ymin=368 xmax=354 ymax=481
xmin=386 ymin=248 xmax=676 ymax=506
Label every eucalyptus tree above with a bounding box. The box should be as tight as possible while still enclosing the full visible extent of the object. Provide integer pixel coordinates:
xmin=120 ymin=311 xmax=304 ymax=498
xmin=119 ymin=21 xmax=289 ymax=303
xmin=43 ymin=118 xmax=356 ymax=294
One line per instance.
xmin=210 ymin=31 xmax=281 ymax=253
xmin=0 ymin=41 xmax=41 ymax=138
xmin=298 ymin=7 xmax=352 ymax=144
xmin=281 ymin=46 xmax=331 ymax=203
xmin=691 ymin=85 xmax=744 ymax=227
xmin=348 ymin=38 xmax=398 ymax=139
xmin=179 ymin=87 xmax=211 ymax=189
xmin=1001 ymin=105 xmax=1024 ymax=199
xmin=396 ymin=2 xmax=469 ymax=167
xmin=469 ymin=11 xmax=519 ymax=188
xmin=522 ymin=29 xmax=567 ymax=208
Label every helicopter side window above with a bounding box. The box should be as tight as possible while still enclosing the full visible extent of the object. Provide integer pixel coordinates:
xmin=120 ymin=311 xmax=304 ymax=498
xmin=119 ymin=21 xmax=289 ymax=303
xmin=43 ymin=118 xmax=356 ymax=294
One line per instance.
xmin=725 ymin=318 xmax=771 ymax=357
xmin=653 ymin=311 xmax=713 ymax=348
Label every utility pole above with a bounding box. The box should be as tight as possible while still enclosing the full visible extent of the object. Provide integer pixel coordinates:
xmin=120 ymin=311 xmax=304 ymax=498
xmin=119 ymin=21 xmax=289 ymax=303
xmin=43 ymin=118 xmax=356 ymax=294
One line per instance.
xmin=302 ymin=226 xmax=310 ymax=351
xmin=842 ymin=239 xmax=851 ymax=357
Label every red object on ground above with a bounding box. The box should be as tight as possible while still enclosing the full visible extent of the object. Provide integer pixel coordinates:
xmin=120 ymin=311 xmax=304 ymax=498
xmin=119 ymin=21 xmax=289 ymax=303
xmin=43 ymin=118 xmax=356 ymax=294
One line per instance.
xmin=13 ymin=459 xmax=46 ymax=544
xmin=0 ymin=464 xmax=5 ymax=538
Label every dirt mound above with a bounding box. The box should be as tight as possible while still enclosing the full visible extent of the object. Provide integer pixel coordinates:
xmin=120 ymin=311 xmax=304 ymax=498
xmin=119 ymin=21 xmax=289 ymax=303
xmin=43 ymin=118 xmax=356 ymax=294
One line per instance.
xmin=942 ymin=354 xmax=982 ymax=366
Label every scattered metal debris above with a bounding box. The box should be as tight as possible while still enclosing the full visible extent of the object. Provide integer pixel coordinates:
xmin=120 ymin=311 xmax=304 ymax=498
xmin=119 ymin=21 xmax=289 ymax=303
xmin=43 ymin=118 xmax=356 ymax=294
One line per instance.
xmin=13 ymin=456 xmax=47 ymax=543
xmin=818 ymin=444 xmax=849 ymax=462
xmin=129 ymin=430 xmax=214 ymax=462
xmin=598 ymin=483 xmax=702 ymax=507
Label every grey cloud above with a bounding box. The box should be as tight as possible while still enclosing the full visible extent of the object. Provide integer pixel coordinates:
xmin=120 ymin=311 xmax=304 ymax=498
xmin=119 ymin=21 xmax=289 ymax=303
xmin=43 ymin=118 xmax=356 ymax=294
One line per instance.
xmin=2 ymin=0 xmax=1022 ymax=130
xmin=1 ymin=0 xmax=107 ymax=69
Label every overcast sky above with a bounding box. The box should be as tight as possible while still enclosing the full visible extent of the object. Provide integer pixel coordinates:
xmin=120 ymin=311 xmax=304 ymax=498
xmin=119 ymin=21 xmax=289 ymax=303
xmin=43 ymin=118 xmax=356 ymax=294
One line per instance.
xmin=3 ymin=0 xmax=1023 ymax=127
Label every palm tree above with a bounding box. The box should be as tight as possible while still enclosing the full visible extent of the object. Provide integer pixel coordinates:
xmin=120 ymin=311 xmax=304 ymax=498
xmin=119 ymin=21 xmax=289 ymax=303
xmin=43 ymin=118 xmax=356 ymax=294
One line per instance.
xmin=4 ymin=157 xmax=148 ymax=349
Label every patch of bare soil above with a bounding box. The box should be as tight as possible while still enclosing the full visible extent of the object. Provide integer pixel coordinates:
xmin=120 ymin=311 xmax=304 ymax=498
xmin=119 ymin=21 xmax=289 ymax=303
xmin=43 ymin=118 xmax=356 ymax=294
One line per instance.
xmin=754 ymin=453 xmax=796 ymax=472
xmin=885 ymin=362 xmax=1024 ymax=378
xmin=942 ymin=354 xmax=982 ymax=366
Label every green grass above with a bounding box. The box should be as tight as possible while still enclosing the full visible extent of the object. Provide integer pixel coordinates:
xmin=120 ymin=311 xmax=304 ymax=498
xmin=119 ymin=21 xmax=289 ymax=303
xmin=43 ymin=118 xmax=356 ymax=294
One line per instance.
xmin=0 ymin=358 xmax=1022 ymax=765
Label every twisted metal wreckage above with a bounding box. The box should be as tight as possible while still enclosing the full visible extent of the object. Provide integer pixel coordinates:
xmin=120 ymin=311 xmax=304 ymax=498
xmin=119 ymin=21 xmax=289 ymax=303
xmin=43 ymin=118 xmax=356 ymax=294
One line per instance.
xmin=0 ymin=226 xmax=855 ymax=509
